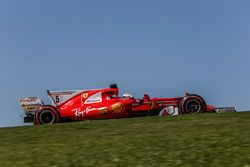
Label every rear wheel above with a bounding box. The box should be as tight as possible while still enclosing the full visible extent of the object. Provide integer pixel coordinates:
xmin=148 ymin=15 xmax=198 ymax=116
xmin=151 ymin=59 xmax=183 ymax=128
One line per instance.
xmin=35 ymin=106 xmax=60 ymax=125
xmin=180 ymin=97 xmax=205 ymax=114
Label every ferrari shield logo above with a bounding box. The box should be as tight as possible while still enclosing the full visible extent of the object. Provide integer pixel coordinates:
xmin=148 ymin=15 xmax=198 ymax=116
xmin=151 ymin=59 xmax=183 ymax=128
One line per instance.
xmin=150 ymin=102 xmax=154 ymax=110
xmin=82 ymin=93 xmax=88 ymax=99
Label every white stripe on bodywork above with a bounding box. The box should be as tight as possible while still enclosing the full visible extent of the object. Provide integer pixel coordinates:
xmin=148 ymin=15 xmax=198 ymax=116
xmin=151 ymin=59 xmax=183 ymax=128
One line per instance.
xmin=49 ymin=90 xmax=85 ymax=106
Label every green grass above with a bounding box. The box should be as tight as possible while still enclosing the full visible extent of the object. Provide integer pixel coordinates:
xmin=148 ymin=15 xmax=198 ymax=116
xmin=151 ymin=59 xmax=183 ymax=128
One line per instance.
xmin=0 ymin=112 xmax=250 ymax=167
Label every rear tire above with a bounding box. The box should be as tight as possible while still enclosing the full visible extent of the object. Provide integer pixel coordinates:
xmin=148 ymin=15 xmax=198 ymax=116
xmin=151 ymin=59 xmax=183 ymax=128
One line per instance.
xmin=34 ymin=106 xmax=60 ymax=125
xmin=180 ymin=96 xmax=205 ymax=114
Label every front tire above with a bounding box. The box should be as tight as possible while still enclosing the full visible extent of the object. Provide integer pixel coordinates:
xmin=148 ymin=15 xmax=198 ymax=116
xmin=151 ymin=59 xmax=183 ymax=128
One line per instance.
xmin=34 ymin=106 xmax=60 ymax=125
xmin=180 ymin=96 xmax=205 ymax=114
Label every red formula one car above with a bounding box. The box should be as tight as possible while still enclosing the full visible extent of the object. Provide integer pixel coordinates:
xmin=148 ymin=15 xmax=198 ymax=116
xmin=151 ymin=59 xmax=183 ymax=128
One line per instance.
xmin=19 ymin=84 xmax=235 ymax=125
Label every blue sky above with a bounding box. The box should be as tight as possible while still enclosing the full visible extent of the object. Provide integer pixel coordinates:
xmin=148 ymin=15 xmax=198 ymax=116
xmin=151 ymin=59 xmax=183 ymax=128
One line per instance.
xmin=0 ymin=0 xmax=250 ymax=127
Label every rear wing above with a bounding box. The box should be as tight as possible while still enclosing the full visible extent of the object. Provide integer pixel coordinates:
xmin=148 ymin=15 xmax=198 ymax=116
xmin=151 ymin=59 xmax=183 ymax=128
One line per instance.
xmin=19 ymin=97 xmax=44 ymax=122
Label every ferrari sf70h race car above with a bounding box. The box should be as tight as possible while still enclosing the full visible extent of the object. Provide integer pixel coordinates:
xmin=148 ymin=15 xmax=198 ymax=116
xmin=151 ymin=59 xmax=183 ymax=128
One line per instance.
xmin=19 ymin=84 xmax=236 ymax=125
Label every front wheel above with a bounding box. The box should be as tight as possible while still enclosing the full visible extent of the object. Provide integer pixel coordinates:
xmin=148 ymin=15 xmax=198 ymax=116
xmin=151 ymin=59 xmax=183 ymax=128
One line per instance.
xmin=180 ymin=96 xmax=205 ymax=114
xmin=34 ymin=106 xmax=61 ymax=125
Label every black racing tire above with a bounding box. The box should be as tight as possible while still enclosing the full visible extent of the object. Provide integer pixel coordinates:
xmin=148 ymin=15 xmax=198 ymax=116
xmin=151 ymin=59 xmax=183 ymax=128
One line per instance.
xmin=180 ymin=96 xmax=205 ymax=114
xmin=34 ymin=106 xmax=60 ymax=125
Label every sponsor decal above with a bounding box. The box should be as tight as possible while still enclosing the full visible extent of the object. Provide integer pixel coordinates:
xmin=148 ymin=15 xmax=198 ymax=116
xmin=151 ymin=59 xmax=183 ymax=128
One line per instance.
xmin=159 ymin=106 xmax=179 ymax=116
xmin=100 ymin=107 xmax=108 ymax=115
xmin=86 ymin=99 xmax=101 ymax=103
xmin=72 ymin=108 xmax=84 ymax=117
xmin=110 ymin=103 xmax=125 ymax=115
xmin=159 ymin=107 xmax=170 ymax=116
xmin=19 ymin=97 xmax=42 ymax=105
xmin=73 ymin=106 xmax=103 ymax=117
xmin=24 ymin=106 xmax=38 ymax=111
